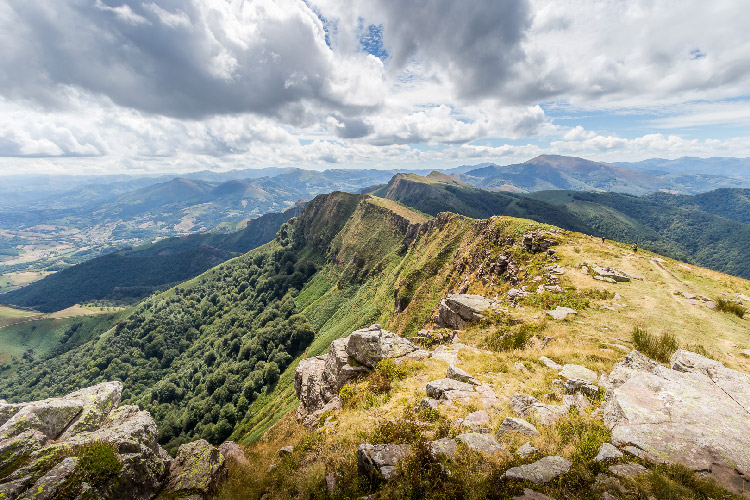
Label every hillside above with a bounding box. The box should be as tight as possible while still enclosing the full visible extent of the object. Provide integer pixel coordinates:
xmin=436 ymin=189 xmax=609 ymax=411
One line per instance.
xmin=369 ymin=172 xmax=750 ymax=280
xmin=0 ymin=190 xmax=748 ymax=498
xmin=458 ymin=154 xmax=750 ymax=195
xmin=1 ymin=204 xmax=304 ymax=312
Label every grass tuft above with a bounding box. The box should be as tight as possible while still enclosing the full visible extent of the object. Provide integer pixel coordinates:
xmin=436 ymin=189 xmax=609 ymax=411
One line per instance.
xmin=632 ymin=325 xmax=678 ymax=363
xmin=716 ymin=298 xmax=745 ymax=318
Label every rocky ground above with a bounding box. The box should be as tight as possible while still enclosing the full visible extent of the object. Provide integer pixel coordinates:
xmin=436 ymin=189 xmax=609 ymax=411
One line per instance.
xmin=0 ymin=381 xmax=246 ymax=499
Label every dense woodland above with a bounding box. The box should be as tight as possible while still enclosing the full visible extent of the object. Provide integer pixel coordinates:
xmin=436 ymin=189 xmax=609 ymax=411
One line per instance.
xmin=0 ymin=234 xmax=318 ymax=454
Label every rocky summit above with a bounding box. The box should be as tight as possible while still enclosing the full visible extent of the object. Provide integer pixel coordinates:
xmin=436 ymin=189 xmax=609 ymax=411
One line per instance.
xmin=0 ymin=382 xmax=244 ymax=499
xmin=603 ymin=349 xmax=750 ymax=495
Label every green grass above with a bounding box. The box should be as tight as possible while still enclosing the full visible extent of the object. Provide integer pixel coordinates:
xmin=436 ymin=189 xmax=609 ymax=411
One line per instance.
xmin=632 ymin=325 xmax=679 ymax=363
xmin=716 ymin=298 xmax=746 ymax=318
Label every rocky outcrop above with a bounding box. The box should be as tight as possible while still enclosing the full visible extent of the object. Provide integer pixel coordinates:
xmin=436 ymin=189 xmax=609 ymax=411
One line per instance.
xmin=522 ymin=232 xmax=558 ymax=253
xmin=546 ymin=307 xmax=577 ymax=320
xmin=295 ymin=325 xmax=415 ymax=427
xmin=603 ymin=349 xmax=750 ymax=496
xmin=497 ymin=417 xmax=539 ymax=437
xmin=436 ymin=294 xmax=492 ymax=329
xmin=591 ymin=266 xmax=641 ymax=283
xmin=357 ymin=443 xmax=411 ymax=480
xmin=162 ymin=439 xmax=227 ymax=499
xmin=0 ymin=382 xmax=169 ymax=500
xmin=509 ymin=393 xmax=590 ymax=425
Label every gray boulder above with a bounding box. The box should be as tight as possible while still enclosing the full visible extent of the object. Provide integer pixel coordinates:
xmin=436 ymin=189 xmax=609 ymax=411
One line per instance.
xmin=429 ymin=438 xmax=458 ymax=459
xmin=162 ymin=439 xmax=227 ymax=499
xmin=509 ymin=393 xmax=589 ymax=426
xmin=595 ymin=443 xmax=623 ymax=462
xmin=608 ymin=463 xmax=648 ymax=479
xmin=0 ymin=382 xmax=171 ymax=500
xmin=425 ymin=378 xmax=475 ymax=400
xmin=505 ymin=456 xmax=571 ymax=484
xmin=346 ymin=325 xmax=417 ymax=368
xmin=447 ymin=365 xmax=480 ymax=385
xmin=592 ymin=266 xmax=631 ymax=282
xmin=357 ymin=444 xmax=411 ymax=480
xmin=497 ymin=417 xmax=539 ymax=437
xmin=461 ymin=410 xmax=491 ymax=431
xmin=436 ymin=294 xmax=492 ymax=329
xmin=219 ymin=441 xmax=249 ymax=469
xmin=559 ymin=364 xmax=598 ymax=385
xmin=517 ymin=442 xmax=540 ymax=459
xmin=419 ymin=398 xmax=439 ymax=412
xmin=603 ymin=350 xmax=750 ymax=495
xmin=547 ymin=307 xmax=577 ymax=320
xmin=523 ymin=232 xmax=557 ymax=253
xmin=539 ymin=357 xmax=563 ymax=370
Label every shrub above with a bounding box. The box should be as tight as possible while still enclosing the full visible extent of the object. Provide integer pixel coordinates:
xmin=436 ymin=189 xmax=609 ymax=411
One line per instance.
xmin=58 ymin=441 xmax=123 ymax=500
xmin=556 ymin=412 xmax=611 ymax=463
xmin=370 ymin=420 xmax=421 ymax=444
xmin=716 ymin=298 xmax=745 ymax=318
xmin=632 ymin=325 xmax=678 ymax=363
xmin=483 ymin=324 xmax=539 ymax=352
xmin=368 ymin=358 xmax=407 ymax=394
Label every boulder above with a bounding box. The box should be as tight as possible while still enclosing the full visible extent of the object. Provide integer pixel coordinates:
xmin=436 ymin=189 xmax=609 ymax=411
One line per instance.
xmin=497 ymin=417 xmax=539 ymax=437
xmin=559 ymin=364 xmax=598 ymax=385
xmin=505 ymin=456 xmax=571 ymax=484
xmin=509 ymin=393 xmax=589 ymax=426
xmin=603 ymin=350 xmax=750 ymax=495
xmin=0 ymin=382 xmax=171 ymax=500
xmin=592 ymin=266 xmax=631 ymax=282
xmin=425 ymin=378 xmax=475 ymax=400
xmin=295 ymin=325 xmax=414 ymax=426
xmin=163 ymin=439 xmax=227 ymax=499
xmin=357 ymin=444 xmax=411 ymax=480
xmin=608 ymin=463 xmax=648 ymax=479
xmin=218 ymin=441 xmax=249 ymax=469
xmin=429 ymin=438 xmax=458 ymax=459
xmin=447 ymin=365 xmax=480 ymax=385
xmin=595 ymin=443 xmax=623 ymax=462
xmin=456 ymin=433 xmax=508 ymax=456
xmin=461 ymin=410 xmax=491 ymax=431
xmin=547 ymin=307 xmax=577 ymax=320
xmin=523 ymin=232 xmax=557 ymax=253
xmin=419 ymin=398 xmax=439 ymax=412
xmin=517 ymin=442 xmax=540 ymax=459
xmin=436 ymin=294 xmax=492 ymax=329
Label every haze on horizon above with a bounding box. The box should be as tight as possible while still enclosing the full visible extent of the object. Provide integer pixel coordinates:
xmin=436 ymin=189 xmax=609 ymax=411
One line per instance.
xmin=1 ymin=0 xmax=750 ymax=176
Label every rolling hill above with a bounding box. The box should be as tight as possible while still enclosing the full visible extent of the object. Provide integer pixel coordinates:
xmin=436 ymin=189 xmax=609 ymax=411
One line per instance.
xmin=457 ymin=154 xmax=750 ymax=194
xmin=1 ymin=204 xmax=305 ymax=312
xmin=370 ymin=172 xmax=750 ymax=279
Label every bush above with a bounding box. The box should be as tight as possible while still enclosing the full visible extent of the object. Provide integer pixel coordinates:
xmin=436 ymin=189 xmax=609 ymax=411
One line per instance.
xmin=368 ymin=359 xmax=407 ymax=394
xmin=716 ymin=298 xmax=745 ymax=318
xmin=556 ymin=412 xmax=611 ymax=463
xmin=370 ymin=420 xmax=421 ymax=444
xmin=58 ymin=441 xmax=123 ymax=500
xmin=483 ymin=324 xmax=540 ymax=352
xmin=632 ymin=325 xmax=678 ymax=363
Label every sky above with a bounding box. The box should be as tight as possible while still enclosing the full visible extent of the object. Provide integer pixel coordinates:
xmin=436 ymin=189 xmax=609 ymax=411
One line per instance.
xmin=1 ymin=0 xmax=750 ymax=175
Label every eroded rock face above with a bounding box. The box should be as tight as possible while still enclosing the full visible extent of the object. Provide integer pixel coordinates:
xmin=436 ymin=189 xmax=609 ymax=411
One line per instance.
xmin=603 ymin=350 xmax=750 ymax=495
xmin=295 ymin=325 xmax=415 ymax=427
xmin=522 ymin=232 xmax=557 ymax=253
xmin=0 ymin=382 xmax=171 ymax=500
xmin=436 ymin=294 xmax=492 ymax=329
xmin=163 ymin=439 xmax=227 ymax=499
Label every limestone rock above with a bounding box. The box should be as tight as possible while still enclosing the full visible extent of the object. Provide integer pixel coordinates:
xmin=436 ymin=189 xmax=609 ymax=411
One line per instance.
xmin=559 ymin=364 xmax=598 ymax=385
xmin=447 ymin=365 xmax=480 ymax=385
xmin=0 ymin=382 xmax=171 ymax=500
xmin=509 ymin=393 xmax=588 ymax=426
xmin=462 ymin=410 xmax=490 ymax=431
xmin=419 ymin=398 xmax=439 ymax=412
xmin=539 ymin=357 xmax=563 ymax=370
xmin=219 ymin=441 xmax=249 ymax=469
xmin=595 ymin=443 xmax=623 ymax=462
xmin=429 ymin=438 xmax=458 ymax=458
xmin=279 ymin=445 xmax=294 ymax=456
xmin=346 ymin=325 xmax=417 ymax=368
xmin=505 ymin=456 xmax=571 ymax=484
xmin=592 ymin=266 xmax=631 ymax=282
xmin=547 ymin=307 xmax=577 ymax=320
xmin=357 ymin=444 xmax=410 ymax=480
xmin=456 ymin=433 xmax=508 ymax=456
xmin=437 ymin=294 xmax=492 ymax=329
xmin=608 ymin=463 xmax=648 ymax=479
xmin=163 ymin=439 xmax=227 ymax=499
xmin=425 ymin=378 xmax=475 ymax=400
xmin=497 ymin=417 xmax=540 ymax=437
xmin=603 ymin=349 xmax=750 ymax=495
xmin=517 ymin=442 xmax=540 ymax=459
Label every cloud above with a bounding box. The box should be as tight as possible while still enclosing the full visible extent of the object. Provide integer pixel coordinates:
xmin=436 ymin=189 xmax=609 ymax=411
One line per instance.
xmin=0 ymin=0 xmax=385 ymax=119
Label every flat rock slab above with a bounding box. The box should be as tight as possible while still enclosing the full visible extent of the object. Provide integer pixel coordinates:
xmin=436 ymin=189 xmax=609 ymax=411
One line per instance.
xmin=608 ymin=463 xmax=648 ymax=479
xmin=505 ymin=456 xmax=571 ymax=484
xmin=559 ymin=364 xmax=598 ymax=385
xmin=429 ymin=438 xmax=457 ymax=458
xmin=509 ymin=393 xmax=590 ymax=426
xmin=437 ymin=294 xmax=491 ymax=329
xmin=604 ymin=349 xmax=750 ymax=495
xmin=517 ymin=442 xmax=540 ymax=459
xmin=595 ymin=443 xmax=623 ymax=462
xmin=462 ymin=410 xmax=490 ymax=430
xmin=456 ymin=433 xmax=508 ymax=456
xmin=539 ymin=357 xmax=563 ymax=370
xmin=497 ymin=417 xmax=539 ymax=437
xmin=447 ymin=365 xmax=480 ymax=385
xmin=547 ymin=307 xmax=577 ymax=320
xmin=426 ymin=378 xmax=475 ymax=400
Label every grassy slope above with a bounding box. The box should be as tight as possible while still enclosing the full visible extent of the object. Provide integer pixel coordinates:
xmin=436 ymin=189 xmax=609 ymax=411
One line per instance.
xmin=225 ymin=214 xmax=750 ymax=500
